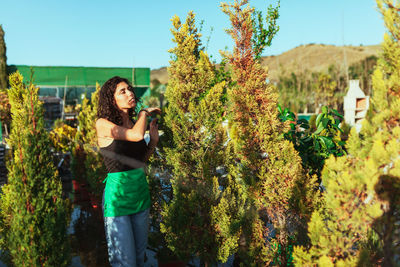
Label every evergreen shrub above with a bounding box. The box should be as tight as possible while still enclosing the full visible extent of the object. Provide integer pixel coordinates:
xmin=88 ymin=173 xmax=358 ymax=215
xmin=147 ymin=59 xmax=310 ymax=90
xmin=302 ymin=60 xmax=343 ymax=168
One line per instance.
xmin=0 ymin=72 xmax=71 ymax=267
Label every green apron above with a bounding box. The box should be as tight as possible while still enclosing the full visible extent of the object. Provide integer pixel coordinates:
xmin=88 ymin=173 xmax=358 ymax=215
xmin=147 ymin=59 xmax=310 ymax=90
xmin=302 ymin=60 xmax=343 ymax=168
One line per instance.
xmin=103 ymin=168 xmax=151 ymax=217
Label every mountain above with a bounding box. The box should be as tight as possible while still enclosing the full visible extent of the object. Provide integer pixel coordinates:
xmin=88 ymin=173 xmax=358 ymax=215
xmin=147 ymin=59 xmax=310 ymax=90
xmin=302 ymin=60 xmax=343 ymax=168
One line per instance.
xmin=150 ymin=66 xmax=169 ymax=85
xmin=150 ymin=44 xmax=381 ymax=85
xmin=260 ymin=44 xmax=380 ymax=81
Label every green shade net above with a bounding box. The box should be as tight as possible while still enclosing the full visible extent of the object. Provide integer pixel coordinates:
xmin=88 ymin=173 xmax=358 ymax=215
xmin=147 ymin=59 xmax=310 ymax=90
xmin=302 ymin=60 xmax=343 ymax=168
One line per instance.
xmin=7 ymin=65 xmax=150 ymax=87
xmin=6 ymin=65 xmax=151 ymax=104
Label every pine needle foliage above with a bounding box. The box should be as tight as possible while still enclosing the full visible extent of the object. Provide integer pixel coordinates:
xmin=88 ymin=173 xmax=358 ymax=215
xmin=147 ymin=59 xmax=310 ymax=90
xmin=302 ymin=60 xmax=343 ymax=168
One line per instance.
xmin=221 ymin=1 xmax=319 ymax=265
xmin=73 ymin=83 xmax=106 ymax=196
xmin=160 ymin=12 xmax=245 ymax=265
xmin=0 ymin=72 xmax=70 ymax=267
xmin=251 ymin=1 xmax=280 ymax=60
xmin=76 ymin=84 xmax=101 ymax=148
xmin=0 ymin=90 xmax=11 ymax=133
xmin=293 ymin=1 xmax=400 ymax=266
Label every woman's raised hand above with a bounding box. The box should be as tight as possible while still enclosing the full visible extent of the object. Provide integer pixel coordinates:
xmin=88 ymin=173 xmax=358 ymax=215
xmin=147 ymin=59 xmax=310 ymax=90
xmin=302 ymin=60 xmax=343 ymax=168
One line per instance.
xmin=149 ymin=118 xmax=159 ymax=145
xmin=143 ymin=107 xmax=161 ymax=115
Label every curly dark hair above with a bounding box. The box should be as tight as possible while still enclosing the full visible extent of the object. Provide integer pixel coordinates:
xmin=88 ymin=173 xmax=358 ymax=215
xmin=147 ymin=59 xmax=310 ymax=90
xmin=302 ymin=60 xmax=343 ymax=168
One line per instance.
xmin=97 ymin=76 xmax=140 ymax=125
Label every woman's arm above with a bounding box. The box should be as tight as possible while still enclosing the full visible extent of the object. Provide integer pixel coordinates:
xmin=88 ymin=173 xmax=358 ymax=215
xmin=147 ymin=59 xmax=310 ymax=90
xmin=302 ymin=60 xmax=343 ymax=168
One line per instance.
xmin=96 ymin=111 xmax=148 ymax=142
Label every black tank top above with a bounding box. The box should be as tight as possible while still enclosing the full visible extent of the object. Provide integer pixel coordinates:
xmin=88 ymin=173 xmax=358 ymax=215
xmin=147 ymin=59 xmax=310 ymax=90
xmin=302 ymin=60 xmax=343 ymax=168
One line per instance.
xmin=99 ymin=139 xmax=148 ymax=173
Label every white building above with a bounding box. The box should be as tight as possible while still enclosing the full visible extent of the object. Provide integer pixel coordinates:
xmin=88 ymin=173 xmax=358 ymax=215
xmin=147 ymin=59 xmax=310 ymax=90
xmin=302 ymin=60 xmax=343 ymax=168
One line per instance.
xmin=343 ymin=80 xmax=370 ymax=132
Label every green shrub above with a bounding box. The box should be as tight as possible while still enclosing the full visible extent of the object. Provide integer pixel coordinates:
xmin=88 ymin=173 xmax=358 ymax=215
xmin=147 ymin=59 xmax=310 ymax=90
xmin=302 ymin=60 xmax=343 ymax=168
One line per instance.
xmin=0 ymin=72 xmax=71 ymax=266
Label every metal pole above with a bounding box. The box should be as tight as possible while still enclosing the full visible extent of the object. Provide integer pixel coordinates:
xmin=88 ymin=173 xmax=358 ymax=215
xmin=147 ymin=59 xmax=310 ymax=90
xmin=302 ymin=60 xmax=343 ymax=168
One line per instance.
xmin=342 ymin=11 xmax=349 ymax=84
xmin=62 ymin=75 xmax=68 ymax=120
xmin=132 ymin=58 xmax=135 ymax=86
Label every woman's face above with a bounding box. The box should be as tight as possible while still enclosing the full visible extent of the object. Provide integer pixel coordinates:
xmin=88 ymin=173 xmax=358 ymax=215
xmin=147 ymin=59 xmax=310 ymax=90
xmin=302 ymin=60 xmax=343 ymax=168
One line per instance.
xmin=114 ymin=82 xmax=136 ymax=111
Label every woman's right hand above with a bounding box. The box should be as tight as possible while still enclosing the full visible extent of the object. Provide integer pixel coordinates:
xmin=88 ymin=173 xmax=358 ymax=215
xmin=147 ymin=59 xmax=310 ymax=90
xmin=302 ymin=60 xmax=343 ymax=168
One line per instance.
xmin=141 ymin=107 xmax=161 ymax=116
xmin=149 ymin=119 xmax=159 ymax=144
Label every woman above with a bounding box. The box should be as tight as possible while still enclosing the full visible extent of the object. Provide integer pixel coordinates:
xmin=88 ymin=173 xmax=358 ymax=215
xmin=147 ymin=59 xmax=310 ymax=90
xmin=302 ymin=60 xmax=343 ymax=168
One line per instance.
xmin=96 ymin=76 xmax=160 ymax=267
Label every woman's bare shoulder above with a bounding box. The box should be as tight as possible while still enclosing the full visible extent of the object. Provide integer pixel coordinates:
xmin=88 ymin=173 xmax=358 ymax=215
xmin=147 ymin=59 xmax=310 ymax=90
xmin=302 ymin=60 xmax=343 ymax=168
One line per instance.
xmin=96 ymin=118 xmax=137 ymax=141
xmin=96 ymin=118 xmax=115 ymax=137
xmin=96 ymin=118 xmax=114 ymax=127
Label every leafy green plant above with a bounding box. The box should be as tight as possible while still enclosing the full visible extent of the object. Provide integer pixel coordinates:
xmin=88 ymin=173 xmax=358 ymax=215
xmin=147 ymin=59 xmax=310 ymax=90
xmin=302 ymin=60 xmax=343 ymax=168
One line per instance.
xmin=278 ymin=105 xmax=346 ymax=179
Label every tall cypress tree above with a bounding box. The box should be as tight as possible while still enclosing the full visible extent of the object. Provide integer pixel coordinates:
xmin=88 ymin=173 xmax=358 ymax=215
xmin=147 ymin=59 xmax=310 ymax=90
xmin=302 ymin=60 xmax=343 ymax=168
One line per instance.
xmin=0 ymin=25 xmax=6 ymax=90
xmin=73 ymin=83 xmax=106 ymax=197
xmin=160 ymin=12 xmax=245 ymax=265
xmin=0 ymin=72 xmax=70 ymax=266
xmin=221 ymin=1 xmax=319 ymax=265
xmin=293 ymin=1 xmax=400 ymax=266
xmin=0 ymin=90 xmax=11 ymax=134
xmin=76 ymin=84 xmax=101 ymax=147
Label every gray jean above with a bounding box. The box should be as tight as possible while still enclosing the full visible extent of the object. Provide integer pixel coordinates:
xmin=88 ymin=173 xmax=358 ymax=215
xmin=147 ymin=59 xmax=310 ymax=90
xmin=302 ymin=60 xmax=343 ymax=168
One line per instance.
xmin=103 ymin=193 xmax=150 ymax=267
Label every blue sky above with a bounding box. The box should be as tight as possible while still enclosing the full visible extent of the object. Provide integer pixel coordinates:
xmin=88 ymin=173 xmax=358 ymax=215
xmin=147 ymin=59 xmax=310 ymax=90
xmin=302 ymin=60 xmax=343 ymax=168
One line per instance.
xmin=2 ymin=0 xmax=385 ymax=70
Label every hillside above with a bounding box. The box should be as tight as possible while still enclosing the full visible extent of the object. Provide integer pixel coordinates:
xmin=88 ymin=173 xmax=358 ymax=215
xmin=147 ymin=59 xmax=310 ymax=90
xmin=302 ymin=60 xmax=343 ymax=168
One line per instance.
xmin=150 ymin=44 xmax=381 ymax=85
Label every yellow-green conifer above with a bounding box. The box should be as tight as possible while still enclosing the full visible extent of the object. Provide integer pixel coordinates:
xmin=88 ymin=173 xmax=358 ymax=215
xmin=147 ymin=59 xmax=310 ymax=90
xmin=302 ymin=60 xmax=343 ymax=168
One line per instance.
xmin=221 ymin=1 xmax=319 ymax=265
xmin=160 ymin=12 xmax=245 ymax=265
xmin=0 ymin=72 xmax=70 ymax=266
xmin=73 ymin=83 xmax=106 ymax=196
xmin=293 ymin=1 xmax=400 ymax=266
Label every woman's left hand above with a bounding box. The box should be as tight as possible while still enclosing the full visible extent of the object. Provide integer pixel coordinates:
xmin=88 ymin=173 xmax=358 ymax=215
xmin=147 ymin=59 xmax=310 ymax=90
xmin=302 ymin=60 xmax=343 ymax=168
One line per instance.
xmin=149 ymin=118 xmax=159 ymax=145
